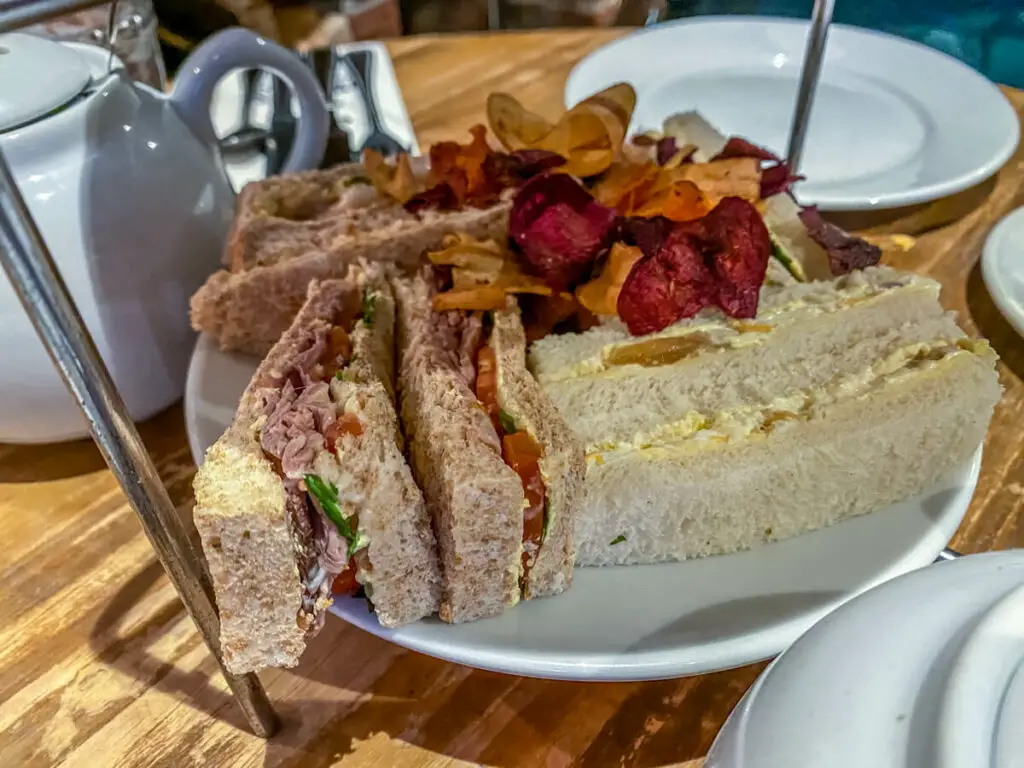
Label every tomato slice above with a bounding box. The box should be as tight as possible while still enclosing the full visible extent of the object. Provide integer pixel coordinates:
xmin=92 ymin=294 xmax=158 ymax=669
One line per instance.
xmin=331 ymin=557 xmax=359 ymax=595
xmin=502 ymin=431 xmax=546 ymax=572
xmin=323 ymin=413 xmax=363 ymax=455
xmin=476 ymin=343 xmax=548 ymax=578
xmin=476 ymin=345 xmax=501 ymax=431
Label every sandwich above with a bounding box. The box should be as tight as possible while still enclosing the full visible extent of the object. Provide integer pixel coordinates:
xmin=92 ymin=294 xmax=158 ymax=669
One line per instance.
xmin=190 ymin=162 xmax=511 ymax=356
xmin=392 ymin=266 xmax=585 ymax=623
xmin=193 ymin=269 xmax=441 ymax=674
xmin=528 ymin=265 xmax=1002 ymax=566
xmin=191 ymin=125 xmax=569 ymax=357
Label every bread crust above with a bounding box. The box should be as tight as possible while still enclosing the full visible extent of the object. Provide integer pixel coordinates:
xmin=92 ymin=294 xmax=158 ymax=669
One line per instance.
xmin=490 ymin=297 xmax=585 ymax=599
xmin=192 ymin=162 xmax=511 ymax=356
xmin=392 ymin=271 xmax=524 ymax=623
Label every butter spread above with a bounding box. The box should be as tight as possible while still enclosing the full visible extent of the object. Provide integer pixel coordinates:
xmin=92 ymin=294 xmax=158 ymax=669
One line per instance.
xmin=583 ymin=338 xmax=992 ymax=461
xmin=539 ymin=277 xmax=935 ymax=384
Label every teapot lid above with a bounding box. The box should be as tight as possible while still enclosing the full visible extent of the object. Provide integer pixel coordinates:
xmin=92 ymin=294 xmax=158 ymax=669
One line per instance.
xmin=0 ymin=33 xmax=92 ymax=132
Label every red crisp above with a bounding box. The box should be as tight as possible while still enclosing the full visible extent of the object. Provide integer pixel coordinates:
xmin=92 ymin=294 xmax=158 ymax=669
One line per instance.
xmin=798 ymin=206 xmax=881 ymax=275
xmin=702 ymin=197 xmax=772 ymax=318
xmin=617 ymin=227 xmax=717 ymax=335
xmin=509 ymin=173 xmax=618 ymax=291
xmin=712 ymin=136 xmax=781 ymax=162
xmin=616 ymin=197 xmax=771 ymax=333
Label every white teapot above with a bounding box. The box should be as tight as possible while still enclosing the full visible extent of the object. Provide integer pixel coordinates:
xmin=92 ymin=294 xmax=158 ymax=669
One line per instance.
xmin=0 ymin=28 xmax=328 ymax=443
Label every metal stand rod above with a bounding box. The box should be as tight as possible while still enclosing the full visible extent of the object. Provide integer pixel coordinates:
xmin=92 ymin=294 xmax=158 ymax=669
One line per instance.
xmin=785 ymin=0 xmax=836 ymax=172
xmin=0 ymin=149 xmax=279 ymax=738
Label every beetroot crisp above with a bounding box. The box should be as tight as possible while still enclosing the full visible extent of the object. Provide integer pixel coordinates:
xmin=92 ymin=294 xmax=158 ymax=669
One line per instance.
xmin=798 ymin=207 xmax=881 ymax=275
xmin=617 ymin=197 xmax=771 ymax=334
xmin=616 ymin=226 xmax=717 ymax=336
xmin=759 ymin=163 xmax=804 ymax=198
xmin=712 ymin=136 xmax=781 ymax=162
xmin=405 ymin=126 xmax=565 ymax=213
xmin=710 ymin=136 xmax=802 ymax=198
xmin=509 ymin=173 xmax=618 ymax=291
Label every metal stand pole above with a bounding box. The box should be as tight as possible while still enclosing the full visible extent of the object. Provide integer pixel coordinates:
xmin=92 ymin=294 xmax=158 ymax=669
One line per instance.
xmin=0 ymin=151 xmax=279 ymax=736
xmin=785 ymin=0 xmax=836 ymax=173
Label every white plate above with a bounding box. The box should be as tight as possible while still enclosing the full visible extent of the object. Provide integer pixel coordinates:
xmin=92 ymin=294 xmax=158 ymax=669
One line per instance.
xmin=938 ymin=583 xmax=1024 ymax=768
xmin=185 ymin=333 xmax=978 ymax=680
xmin=566 ymin=17 xmax=1019 ymax=211
xmin=982 ymin=207 xmax=1024 ymax=338
xmin=706 ymin=551 xmax=1024 ymax=768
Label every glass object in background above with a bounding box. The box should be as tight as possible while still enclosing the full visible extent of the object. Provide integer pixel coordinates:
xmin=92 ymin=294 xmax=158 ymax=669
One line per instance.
xmin=402 ymin=0 xmax=665 ymax=33
xmin=21 ymin=1 xmax=166 ymax=90
xmin=663 ymin=0 xmax=1024 ymax=88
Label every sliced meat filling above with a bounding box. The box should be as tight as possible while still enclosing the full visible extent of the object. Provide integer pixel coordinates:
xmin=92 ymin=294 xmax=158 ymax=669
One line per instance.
xmin=255 ymin=294 xmax=374 ymax=631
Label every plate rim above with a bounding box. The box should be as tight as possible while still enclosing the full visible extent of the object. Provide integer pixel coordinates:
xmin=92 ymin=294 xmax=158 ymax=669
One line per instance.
xmin=185 ymin=332 xmax=977 ymax=681
xmin=982 ymin=206 xmax=1024 ymax=339
xmin=329 ymin=453 xmax=976 ymax=681
xmin=564 ymin=15 xmax=1020 ymax=211
xmin=935 ymin=581 xmax=1024 ymax=768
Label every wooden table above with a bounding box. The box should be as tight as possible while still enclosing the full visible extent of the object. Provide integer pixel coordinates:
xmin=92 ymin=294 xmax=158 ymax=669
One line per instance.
xmin=2 ymin=29 xmax=1023 ymax=768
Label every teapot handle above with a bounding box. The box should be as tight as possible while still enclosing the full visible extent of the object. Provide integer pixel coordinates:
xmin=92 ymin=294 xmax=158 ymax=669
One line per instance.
xmin=169 ymin=27 xmax=329 ymax=175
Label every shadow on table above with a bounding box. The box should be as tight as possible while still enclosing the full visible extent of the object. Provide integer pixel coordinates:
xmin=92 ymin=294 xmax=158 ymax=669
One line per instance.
xmin=260 ymin=644 xmax=764 ymax=768
xmin=825 ymin=174 xmax=998 ymax=236
xmin=89 ymin=561 xmax=255 ymax=737
xmin=89 ymin=560 xmax=750 ymax=767
xmin=967 ymin=260 xmax=1024 ymax=384
xmin=0 ymin=404 xmax=188 ymax=484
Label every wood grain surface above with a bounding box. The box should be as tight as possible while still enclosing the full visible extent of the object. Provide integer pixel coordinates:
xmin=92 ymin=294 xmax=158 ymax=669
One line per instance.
xmin=2 ymin=29 xmax=1023 ymax=768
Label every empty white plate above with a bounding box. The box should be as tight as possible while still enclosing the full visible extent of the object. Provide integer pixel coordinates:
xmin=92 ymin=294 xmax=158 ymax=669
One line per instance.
xmin=706 ymin=551 xmax=1024 ymax=768
xmin=185 ymin=334 xmax=978 ymax=681
xmin=566 ymin=17 xmax=1019 ymax=211
xmin=982 ymin=206 xmax=1024 ymax=339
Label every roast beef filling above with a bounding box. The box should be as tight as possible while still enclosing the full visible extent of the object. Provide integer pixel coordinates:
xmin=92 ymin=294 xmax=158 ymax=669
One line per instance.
xmin=256 ymin=305 xmax=368 ymax=632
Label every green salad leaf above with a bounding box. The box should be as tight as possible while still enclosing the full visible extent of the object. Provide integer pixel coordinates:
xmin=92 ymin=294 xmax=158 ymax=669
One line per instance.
xmin=499 ymin=410 xmax=517 ymax=435
xmin=304 ymin=474 xmax=366 ymax=558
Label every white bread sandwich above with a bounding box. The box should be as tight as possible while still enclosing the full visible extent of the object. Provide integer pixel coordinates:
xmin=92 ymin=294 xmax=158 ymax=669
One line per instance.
xmin=392 ymin=267 xmax=585 ymax=623
xmin=528 ymin=266 xmax=1002 ymax=566
xmin=193 ymin=269 xmax=441 ymax=674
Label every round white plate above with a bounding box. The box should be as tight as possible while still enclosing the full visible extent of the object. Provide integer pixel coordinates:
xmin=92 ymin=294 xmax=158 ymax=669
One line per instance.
xmin=186 ymin=333 xmax=979 ymax=680
xmin=938 ymin=582 xmax=1024 ymax=768
xmin=565 ymin=17 xmax=1019 ymax=211
xmin=982 ymin=206 xmax=1024 ymax=338
xmin=706 ymin=551 xmax=1024 ymax=768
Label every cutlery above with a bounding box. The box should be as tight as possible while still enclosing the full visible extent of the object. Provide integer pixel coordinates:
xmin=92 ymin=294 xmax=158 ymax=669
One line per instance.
xmin=345 ymin=48 xmax=408 ymax=157
xmin=300 ymin=48 xmax=353 ymax=167
xmin=265 ymin=73 xmax=297 ymax=176
xmin=219 ymin=69 xmax=272 ymax=161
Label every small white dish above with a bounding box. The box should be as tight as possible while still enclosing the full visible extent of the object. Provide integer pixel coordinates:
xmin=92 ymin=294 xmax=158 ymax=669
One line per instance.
xmin=566 ymin=17 xmax=1019 ymax=211
xmin=185 ymin=334 xmax=979 ymax=681
xmin=982 ymin=206 xmax=1024 ymax=338
xmin=706 ymin=551 xmax=1024 ymax=768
